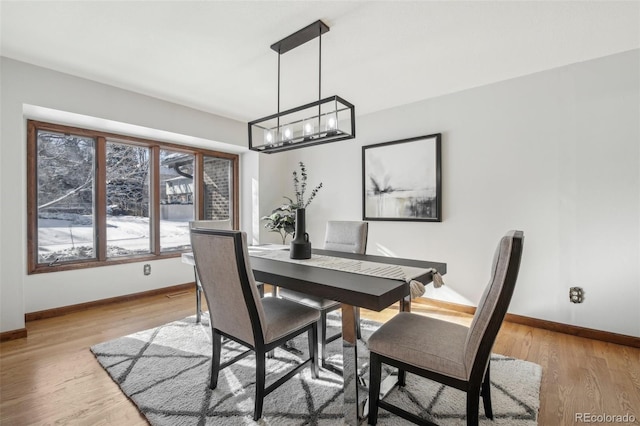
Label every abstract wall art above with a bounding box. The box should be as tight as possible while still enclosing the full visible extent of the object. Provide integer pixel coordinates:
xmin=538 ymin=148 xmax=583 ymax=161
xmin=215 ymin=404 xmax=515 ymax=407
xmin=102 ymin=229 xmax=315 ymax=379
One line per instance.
xmin=362 ymin=134 xmax=442 ymax=222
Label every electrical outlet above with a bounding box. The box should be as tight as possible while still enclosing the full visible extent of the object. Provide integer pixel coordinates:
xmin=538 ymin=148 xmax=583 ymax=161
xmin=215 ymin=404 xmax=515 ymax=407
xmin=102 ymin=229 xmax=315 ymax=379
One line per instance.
xmin=144 ymin=264 xmax=151 ymax=275
xmin=569 ymin=286 xmax=584 ymax=303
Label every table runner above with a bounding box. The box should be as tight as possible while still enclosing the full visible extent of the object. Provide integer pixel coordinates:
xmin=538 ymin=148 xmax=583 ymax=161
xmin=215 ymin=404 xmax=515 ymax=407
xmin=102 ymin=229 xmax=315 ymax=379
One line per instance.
xmin=248 ymin=249 xmax=443 ymax=298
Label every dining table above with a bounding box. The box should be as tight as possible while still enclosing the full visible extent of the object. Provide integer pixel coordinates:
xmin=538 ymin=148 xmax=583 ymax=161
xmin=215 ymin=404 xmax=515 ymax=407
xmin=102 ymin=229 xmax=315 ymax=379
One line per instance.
xmin=247 ymin=247 xmax=447 ymax=425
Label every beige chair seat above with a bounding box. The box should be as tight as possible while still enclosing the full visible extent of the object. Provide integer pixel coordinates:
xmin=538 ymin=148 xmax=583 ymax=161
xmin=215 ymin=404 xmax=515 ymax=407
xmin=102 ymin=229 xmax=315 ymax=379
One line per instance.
xmin=368 ymin=312 xmax=469 ymax=381
xmin=262 ymin=297 xmax=322 ymax=343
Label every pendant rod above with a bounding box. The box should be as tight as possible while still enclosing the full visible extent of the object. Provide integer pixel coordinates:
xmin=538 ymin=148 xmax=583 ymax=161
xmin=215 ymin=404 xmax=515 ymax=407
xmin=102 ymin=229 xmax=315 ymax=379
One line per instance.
xmin=318 ymin=28 xmax=322 ymax=102
xmin=277 ymin=50 xmax=281 ymax=132
xmin=318 ymin=28 xmax=322 ymax=130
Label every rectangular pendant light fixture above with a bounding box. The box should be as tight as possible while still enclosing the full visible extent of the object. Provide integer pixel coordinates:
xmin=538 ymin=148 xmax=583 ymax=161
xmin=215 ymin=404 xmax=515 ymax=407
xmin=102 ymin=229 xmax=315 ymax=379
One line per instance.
xmin=248 ymin=20 xmax=356 ymax=153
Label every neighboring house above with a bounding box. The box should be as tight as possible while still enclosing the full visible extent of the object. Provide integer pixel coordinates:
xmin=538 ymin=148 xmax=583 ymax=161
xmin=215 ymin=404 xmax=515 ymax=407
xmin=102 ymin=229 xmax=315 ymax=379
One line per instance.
xmin=164 ymin=177 xmax=194 ymax=205
xmin=161 ymin=152 xmax=194 ymax=205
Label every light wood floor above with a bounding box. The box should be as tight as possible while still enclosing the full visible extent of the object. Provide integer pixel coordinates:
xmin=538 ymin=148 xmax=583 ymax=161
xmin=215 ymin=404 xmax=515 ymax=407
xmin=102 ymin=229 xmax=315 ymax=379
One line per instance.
xmin=1 ymin=287 xmax=638 ymax=425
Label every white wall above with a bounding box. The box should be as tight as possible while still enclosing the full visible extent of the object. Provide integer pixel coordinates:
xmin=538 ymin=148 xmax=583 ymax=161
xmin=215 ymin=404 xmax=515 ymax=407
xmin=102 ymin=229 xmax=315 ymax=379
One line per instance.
xmin=259 ymin=50 xmax=640 ymax=337
xmin=2 ymin=50 xmax=638 ymax=338
xmin=0 ymin=58 xmax=251 ymax=333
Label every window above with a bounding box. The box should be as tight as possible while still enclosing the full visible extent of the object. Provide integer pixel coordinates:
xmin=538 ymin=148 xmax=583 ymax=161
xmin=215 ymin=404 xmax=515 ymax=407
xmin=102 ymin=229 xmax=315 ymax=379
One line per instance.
xmin=159 ymin=149 xmax=194 ymax=252
xmin=106 ymin=142 xmax=151 ymax=257
xmin=36 ymin=130 xmax=96 ymax=264
xmin=203 ymin=155 xmax=234 ymax=221
xmin=27 ymin=121 xmax=239 ymax=273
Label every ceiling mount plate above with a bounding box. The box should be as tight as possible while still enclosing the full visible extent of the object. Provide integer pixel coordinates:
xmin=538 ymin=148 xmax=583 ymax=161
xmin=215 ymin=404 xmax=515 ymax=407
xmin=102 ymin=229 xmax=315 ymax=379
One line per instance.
xmin=270 ymin=20 xmax=330 ymax=54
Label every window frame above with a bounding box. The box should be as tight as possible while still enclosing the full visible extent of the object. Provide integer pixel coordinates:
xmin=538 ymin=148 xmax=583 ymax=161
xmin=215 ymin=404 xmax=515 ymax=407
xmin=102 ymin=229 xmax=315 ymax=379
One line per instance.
xmin=27 ymin=120 xmax=239 ymax=274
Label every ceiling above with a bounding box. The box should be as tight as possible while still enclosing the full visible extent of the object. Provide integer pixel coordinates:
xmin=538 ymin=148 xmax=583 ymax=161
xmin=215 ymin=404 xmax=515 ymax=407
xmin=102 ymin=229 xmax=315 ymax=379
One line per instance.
xmin=1 ymin=1 xmax=638 ymax=123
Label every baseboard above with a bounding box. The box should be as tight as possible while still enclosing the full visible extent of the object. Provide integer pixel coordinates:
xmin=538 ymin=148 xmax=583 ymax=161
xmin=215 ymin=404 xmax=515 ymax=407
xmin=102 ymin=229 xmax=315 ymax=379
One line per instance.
xmin=421 ymin=297 xmax=640 ymax=349
xmin=419 ymin=297 xmax=477 ymax=315
xmin=10 ymin=287 xmax=639 ymax=348
xmin=0 ymin=327 xmax=28 ymax=342
xmin=25 ymin=282 xmax=194 ymax=322
xmin=504 ymin=313 xmax=640 ymax=348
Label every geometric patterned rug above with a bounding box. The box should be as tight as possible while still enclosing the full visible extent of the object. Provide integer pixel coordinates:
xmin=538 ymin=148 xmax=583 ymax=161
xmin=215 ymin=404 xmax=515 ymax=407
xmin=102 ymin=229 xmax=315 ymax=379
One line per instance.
xmin=91 ymin=313 xmax=542 ymax=425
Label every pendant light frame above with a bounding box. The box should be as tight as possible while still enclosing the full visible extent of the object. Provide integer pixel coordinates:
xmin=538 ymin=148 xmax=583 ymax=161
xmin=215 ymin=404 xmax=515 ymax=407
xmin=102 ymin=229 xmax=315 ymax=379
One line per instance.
xmin=248 ymin=20 xmax=356 ymax=153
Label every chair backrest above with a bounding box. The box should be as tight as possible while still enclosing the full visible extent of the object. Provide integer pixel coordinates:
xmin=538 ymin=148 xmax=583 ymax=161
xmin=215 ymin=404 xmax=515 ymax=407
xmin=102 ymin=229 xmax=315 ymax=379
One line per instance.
xmin=323 ymin=221 xmax=368 ymax=254
xmin=189 ymin=219 xmax=233 ymax=230
xmin=464 ymin=230 xmax=524 ymax=381
xmin=189 ymin=228 xmax=266 ymax=348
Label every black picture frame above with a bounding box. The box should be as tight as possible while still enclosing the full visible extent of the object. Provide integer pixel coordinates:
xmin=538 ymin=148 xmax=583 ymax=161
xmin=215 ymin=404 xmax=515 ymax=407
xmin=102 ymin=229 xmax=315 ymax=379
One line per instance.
xmin=362 ymin=133 xmax=442 ymax=222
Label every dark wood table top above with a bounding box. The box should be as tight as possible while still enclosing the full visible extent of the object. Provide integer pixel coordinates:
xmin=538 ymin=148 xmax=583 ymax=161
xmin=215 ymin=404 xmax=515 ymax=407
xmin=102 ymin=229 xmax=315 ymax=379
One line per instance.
xmin=250 ymin=248 xmax=447 ymax=312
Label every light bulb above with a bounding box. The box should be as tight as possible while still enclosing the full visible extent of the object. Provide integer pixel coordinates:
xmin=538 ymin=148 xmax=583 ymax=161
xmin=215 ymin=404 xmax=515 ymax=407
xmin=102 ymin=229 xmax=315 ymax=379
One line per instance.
xmin=264 ymin=130 xmax=274 ymax=145
xmin=282 ymin=127 xmax=292 ymax=140
xmin=304 ymin=122 xmax=313 ymax=135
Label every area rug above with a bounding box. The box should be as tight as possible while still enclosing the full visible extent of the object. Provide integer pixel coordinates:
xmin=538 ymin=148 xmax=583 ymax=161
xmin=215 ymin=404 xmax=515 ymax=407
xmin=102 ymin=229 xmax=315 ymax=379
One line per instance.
xmin=91 ymin=313 xmax=542 ymax=425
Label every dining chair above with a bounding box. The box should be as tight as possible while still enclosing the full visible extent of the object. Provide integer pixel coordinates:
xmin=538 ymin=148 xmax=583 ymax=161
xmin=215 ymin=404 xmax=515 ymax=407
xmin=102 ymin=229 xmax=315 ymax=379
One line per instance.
xmin=189 ymin=221 xmax=267 ymax=317
xmin=278 ymin=220 xmax=368 ymax=372
xmin=367 ymin=230 xmax=524 ymax=426
xmin=190 ymin=221 xmax=259 ymax=320
xmin=190 ymin=228 xmax=320 ymax=421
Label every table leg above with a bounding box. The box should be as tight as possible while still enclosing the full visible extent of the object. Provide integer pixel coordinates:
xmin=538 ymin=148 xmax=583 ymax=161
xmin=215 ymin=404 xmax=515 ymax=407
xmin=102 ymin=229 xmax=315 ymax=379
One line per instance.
xmin=397 ymin=295 xmax=412 ymax=386
xmin=341 ymin=303 xmax=366 ymax=425
xmin=400 ymin=295 xmax=412 ymax=313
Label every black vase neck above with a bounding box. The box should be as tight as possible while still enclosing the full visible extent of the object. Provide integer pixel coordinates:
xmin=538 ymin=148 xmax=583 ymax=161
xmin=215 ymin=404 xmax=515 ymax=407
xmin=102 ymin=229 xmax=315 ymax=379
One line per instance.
xmin=293 ymin=208 xmax=306 ymax=241
xmin=290 ymin=207 xmax=311 ymax=259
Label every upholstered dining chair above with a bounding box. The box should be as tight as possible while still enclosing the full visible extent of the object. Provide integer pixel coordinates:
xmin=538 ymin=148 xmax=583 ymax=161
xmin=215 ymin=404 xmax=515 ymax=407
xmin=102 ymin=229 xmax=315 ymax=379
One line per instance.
xmin=190 ymin=228 xmax=320 ymax=421
xmin=189 ymin=221 xmax=234 ymax=322
xmin=189 ymin=220 xmax=269 ymax=320
xmin=367 ymin=230 xmax=524 ymax=426
xmin=278 ymin=220 xmax=368 ymax=371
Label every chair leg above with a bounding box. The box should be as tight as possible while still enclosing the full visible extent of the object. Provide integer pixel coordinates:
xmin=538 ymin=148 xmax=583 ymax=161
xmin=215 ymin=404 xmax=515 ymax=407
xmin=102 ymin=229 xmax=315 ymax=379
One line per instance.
xmin=481 ymin=362 xmax=493 ymax=419
xmin=193 ymin=267 xmax=202 ymax=323
xmin=309 ymin=323 xmax=319 ymax=378
xmin=466 ymin=386 xmax=480 ymax=426
xmin=210 ymin=330 xmax=222 ymax=389
xmin=355 ymin=307 xmax=362 ymax=340
xmin=254 ymin=350 xmax=266 ymax=421
xmin=368 ymin=352 xmax=382 ymax=425
xmin=397 ymin=368 xmax=406 ymax=387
